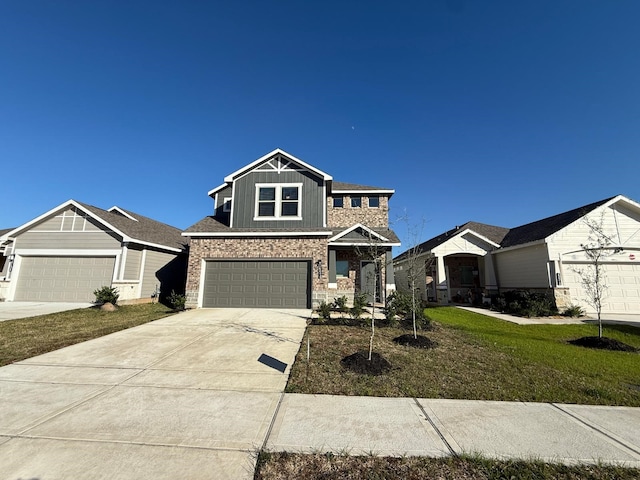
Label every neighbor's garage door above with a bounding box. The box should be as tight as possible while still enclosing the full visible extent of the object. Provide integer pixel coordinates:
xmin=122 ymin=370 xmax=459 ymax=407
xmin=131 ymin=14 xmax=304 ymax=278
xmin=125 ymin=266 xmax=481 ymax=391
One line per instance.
xmin=203 ymin=260 xmax=310 ymax=308
xmin=563 ymin=262 xmax=640 ymax=314
xmin=15 ymin=256 xmax=116 ymax=302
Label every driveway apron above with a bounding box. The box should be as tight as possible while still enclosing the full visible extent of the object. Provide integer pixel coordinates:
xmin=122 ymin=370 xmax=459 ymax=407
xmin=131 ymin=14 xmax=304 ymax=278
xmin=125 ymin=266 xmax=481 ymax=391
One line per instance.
xmin=0 ymin=308 xmax=310 ymax=480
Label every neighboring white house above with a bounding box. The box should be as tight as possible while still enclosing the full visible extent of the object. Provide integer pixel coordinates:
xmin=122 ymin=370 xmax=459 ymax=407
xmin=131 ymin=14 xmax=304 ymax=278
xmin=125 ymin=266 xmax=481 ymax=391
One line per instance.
xmin=0 ymin=200 xmax=187 ymax=303
xmin=394 ymin=195 xmax=640 ymax=315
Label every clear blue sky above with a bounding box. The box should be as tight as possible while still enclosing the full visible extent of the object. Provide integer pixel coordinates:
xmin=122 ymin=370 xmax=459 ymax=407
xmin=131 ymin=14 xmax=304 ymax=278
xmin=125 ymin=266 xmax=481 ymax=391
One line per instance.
xmin=2 ymin=1 xmax=639 ymax=252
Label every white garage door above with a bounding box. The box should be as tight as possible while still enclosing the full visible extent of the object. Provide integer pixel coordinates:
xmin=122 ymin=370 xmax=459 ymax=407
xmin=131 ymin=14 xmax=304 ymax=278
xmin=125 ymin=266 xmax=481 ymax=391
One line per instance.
xmin=15 ymin=256 xmax=116 ymax=302
xmin=562 ymin=262 xmax=640 ymax=314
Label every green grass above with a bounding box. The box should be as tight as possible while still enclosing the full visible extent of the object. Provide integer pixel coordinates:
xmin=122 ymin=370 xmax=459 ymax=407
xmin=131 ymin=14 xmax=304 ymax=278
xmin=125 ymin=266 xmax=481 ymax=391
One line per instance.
xmin=285 ymin=307 xmax=640 ymax=405
xmin=0 ymin=303 xmax=176 ymax=366
xmin=255 ymin=452 xmax=640 ymax=479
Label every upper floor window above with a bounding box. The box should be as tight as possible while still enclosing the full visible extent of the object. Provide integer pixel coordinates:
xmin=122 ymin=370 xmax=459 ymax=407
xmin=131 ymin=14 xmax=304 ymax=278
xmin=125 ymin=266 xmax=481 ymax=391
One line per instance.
xmin=368 ymin=196 xmax=380 ymax=208
xmin=222 ymin=197 xmax=232 ymax=213
xmin=255 ymin=183 xmax=302 ymax=220
xmin=351 ymin=196 xmax=362 ymax=208
xmin=333 ymin=196 xmax=344 ymax=208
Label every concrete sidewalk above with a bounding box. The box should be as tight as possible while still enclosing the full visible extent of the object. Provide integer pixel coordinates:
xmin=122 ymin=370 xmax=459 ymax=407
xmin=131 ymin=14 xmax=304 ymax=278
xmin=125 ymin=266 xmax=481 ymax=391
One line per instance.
xmin=458 ymin=306 xmax=640 ymax=328
xmin=266 ymin=394 xmax=640 ymax=467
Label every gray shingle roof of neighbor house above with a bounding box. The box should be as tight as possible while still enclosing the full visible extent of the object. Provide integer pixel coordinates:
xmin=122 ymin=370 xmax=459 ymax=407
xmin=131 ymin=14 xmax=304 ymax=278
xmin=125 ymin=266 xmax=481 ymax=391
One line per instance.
xmin=499 ymin=196 xmax=615 ymax=248
xmin=331 ymin=181 xmax=395 ymax=193
xmin=0 ymin=228 xmax=14 ymax=238
xmin=394 ymin=221 xmax=510 ymax=261
xmin=394 ymin=196 xmax=620 ymax=261
xmin=77 ymin=202 xmax=188 ymax=251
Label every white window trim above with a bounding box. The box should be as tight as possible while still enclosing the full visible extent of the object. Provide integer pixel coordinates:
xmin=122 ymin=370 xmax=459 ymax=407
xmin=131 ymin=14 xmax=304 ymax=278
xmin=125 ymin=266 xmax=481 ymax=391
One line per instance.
xmin=254 ymin=183 xmax=303 ymax=221
xmin=368 ymin=196 xmax=380 ymax=208
xmin=223 ymin=197 xmax=232 ymax=213
xmin=350 ymin=196 xmax=362 ymax=208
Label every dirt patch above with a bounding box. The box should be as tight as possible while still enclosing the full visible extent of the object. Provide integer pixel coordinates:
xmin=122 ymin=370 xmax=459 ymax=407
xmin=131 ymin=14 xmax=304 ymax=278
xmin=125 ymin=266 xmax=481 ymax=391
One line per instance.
xmin=568 ymin=336 xmax=637 ymax=352
xmin=341 ymin=351 xmax=392 ymax=375
xmin=393 ymin=334 xmax=437 ymax=349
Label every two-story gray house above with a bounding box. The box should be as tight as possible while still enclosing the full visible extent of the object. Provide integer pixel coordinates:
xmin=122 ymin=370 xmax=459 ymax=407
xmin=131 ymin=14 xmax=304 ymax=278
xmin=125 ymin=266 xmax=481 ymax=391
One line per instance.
xmin=183 ymin=149 xmax=400 ymax=309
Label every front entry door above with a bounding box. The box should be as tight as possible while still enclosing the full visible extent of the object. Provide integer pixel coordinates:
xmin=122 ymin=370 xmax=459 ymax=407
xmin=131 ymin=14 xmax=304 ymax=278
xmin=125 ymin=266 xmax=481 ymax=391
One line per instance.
xmin=360 ymin=260 xmax=381 ymax=305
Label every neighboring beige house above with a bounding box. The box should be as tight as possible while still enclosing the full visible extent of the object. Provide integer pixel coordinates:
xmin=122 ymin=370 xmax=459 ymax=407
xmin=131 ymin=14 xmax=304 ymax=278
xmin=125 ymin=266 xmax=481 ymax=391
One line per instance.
xmin=394 ymin=195 xmax=640 ymax=315
xmin=183 ymin=148 xmax=400 ymax=309
xmin=0 ymin=200 xmax=187 ymax=303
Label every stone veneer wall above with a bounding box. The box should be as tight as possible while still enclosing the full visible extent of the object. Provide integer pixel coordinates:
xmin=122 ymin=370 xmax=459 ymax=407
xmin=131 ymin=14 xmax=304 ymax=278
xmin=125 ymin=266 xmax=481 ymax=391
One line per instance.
xmin=185 ymin=237 xmax=329 ymax=308
xmin=327 ymin=195 xmax=389 ymax=228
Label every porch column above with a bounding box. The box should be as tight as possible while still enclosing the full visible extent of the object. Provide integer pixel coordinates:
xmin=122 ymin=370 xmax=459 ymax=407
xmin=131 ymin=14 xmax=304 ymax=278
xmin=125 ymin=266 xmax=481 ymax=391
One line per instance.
xmin=483 ymin=253 xmax=499 ymax=295
xmin=385 ymin=250 xmax=395 ymax=292
xmin=328 ymin=249 xmax=337 ymax=289
xmin=436 ymin=255 xmax=449 ymax=304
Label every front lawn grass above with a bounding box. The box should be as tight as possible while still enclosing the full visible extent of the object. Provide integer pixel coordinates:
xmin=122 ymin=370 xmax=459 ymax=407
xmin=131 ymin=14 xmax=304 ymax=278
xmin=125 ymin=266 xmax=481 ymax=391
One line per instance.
xmin=285 ymin=307 xmax=640 ymax=406
xmin=255 ymin=452 xmax=640 ymax=480
xmin=0 ymin=303 xmax=175 ymax=367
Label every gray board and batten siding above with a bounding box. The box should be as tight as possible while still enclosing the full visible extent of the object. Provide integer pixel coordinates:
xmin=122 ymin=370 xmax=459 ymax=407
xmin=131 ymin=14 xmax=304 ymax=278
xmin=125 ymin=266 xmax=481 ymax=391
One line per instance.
xmin=231 ymin=170 xmax=325 ymax=229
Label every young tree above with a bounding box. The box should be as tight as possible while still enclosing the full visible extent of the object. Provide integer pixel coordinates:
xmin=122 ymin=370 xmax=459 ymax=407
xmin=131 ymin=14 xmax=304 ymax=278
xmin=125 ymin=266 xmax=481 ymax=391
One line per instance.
xmin=355 ymin=227 xmax=390 ymax=361
xmin=572 ymin=212 xmax=618 ymax=338
xmin=395 ymin=215 xmax=427 ymax=338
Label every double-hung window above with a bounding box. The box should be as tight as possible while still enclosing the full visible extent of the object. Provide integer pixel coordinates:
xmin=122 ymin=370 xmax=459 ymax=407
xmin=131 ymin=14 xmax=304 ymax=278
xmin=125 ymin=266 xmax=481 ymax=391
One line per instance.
xmin=255 ymin=183 xmax=302 ymax=220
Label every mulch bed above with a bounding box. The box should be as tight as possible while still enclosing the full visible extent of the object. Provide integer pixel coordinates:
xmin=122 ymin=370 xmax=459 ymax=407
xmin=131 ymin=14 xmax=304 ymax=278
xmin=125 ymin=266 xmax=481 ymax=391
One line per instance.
xmin=341 ymin=351 xmax=392 ymax=375
xmin=392 ymin=334 xmax=437 ymax=349
xmin=568 ymin=336 xmax=637 ymax=352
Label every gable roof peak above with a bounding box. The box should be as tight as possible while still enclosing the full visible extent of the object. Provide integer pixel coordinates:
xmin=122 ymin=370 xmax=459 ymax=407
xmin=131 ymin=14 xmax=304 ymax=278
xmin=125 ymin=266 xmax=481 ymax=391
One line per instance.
xmin=108 ymin=206 xmax=138 ymax=221
xmin=222 ymin=148 xmax=333 ymax=184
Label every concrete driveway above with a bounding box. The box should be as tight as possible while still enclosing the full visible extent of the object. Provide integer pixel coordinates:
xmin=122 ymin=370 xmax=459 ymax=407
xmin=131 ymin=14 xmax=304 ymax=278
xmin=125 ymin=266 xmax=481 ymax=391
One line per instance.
xmin=0 ymin=308 xmax=310 ymax=480
xmin=0 ymin=301 xmax=94 ymax=321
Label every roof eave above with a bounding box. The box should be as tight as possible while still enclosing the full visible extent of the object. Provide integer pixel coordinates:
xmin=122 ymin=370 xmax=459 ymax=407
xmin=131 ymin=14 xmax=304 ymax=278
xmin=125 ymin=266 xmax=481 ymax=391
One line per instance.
xmin=207 ymin=183 xmax=229 ymax=197
xmin=331 ymin=189 xmax=395 ymax=195
xmin=329 ymin=241 xmax=401 ymax=247
xmin=183 ymin=231 xmax=333 ymax=237
xmin=494 ymin=238 xmax=547 ymax=253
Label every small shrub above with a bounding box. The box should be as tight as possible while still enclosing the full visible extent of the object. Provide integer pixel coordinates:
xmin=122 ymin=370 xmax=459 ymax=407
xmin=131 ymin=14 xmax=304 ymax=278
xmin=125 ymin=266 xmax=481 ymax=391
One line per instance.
xmin=385 ymin=290 xmax=425 ymax=321
xmin=168 ymin=290 xmax=186 ymax=311
xmin=563 ymin=304 xmax=585 ymax=317
xmin=349 ymin=292 xmax=368 ymax=319
xmin=93 ymin=286 xmax=119 ymax=305
xmin=316 ymin=300 xmax=332 ymax=320
xmin=349 ymin=304 xmax=364 ymax=319
xmin=332 ymin=295 xmax=349 ymax=313
xmin=491 ymin=296 xmax=507 ymax=312
xmin=498 ymin=290 xmax=558 ymax=317
xmin=353 ymin=291 xmax=368 ymax=310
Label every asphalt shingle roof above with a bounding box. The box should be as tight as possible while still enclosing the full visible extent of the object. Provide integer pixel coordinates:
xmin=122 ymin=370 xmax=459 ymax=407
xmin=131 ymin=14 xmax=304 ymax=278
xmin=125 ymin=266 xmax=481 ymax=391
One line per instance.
xmin=395 ymin=221 xmax=509 ymax=261
xmin=78 ymin=202 xmax=187 ymax=251
xmin=395 ymin=196 xmax=621 ymax=260
xmin=184 ymin=217 xmax=401 ymax=244
xmin=499 ymin=197 xmax=614 ymax=248
xmin=331 ymin=181 xmax=394 ymax=192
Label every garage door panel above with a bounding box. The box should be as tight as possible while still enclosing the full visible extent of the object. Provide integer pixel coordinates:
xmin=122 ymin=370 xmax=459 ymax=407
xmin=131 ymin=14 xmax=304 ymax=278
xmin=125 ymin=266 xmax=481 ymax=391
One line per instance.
xmin=203 ymin=260 xmax=310 ymax=308
xmin=563 ymin=262 xmax=640 ymax=314
xmin=15 ymin=256 xmax=116 ymax=302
